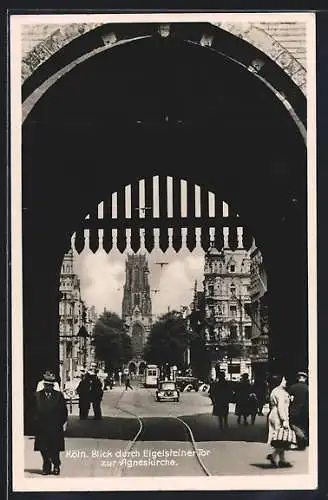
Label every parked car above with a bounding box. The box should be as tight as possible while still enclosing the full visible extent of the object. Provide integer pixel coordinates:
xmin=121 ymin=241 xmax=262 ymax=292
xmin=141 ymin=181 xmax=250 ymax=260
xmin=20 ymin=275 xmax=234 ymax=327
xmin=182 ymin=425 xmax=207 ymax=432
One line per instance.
xmin=175 ymin=376 xmax=199 ymax=392
xmin=156 ymin=381 xmax=180 ymax=402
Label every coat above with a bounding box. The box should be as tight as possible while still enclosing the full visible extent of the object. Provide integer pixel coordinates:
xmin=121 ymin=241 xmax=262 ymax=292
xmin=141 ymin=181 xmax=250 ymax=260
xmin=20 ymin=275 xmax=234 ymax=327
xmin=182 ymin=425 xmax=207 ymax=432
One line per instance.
xmin=288 ymin=381 xmax=309 ymax=432
xmin=267 ymin=386 xmax=290 ymax=445
xmin=34 ymin=389 xmax=68 ymax=452
xmin=235 ymin=381 xmax=253 ymax=416
xmin=209 ymin=381 xmax=231 ymax=416
xmin=76 ymin=373 xmax=103 ymax=403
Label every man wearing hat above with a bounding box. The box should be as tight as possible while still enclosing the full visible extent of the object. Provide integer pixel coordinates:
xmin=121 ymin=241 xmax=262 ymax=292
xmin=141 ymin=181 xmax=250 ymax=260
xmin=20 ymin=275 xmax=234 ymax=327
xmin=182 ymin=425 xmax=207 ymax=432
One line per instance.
xmin=288 ymin=371 xmax=309 ymax=450
xmin=76 ymin=362 xmax=103 ymax=420
xmin=34 ymin=371 xmax=68 ymax=475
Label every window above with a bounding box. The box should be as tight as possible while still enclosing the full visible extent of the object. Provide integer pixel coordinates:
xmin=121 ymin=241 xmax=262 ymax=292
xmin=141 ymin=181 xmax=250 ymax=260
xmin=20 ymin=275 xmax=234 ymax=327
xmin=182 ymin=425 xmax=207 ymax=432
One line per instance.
xmin=230 ymin=265 xmax=235 ymax=272
xmin=230 ymin=284 xmax=236 ymax=295
xmin=208 ymin=285 xmax=214 ymax=296
xmin=228 ymin=364 xmax=240 ymax=374
xmin=230 ymin=305 xmax=237 ymax=317
xmin=245 ymin=326 xmax=252 ymax=339
xmin=230 ymin=325 xmax=237 ymax=338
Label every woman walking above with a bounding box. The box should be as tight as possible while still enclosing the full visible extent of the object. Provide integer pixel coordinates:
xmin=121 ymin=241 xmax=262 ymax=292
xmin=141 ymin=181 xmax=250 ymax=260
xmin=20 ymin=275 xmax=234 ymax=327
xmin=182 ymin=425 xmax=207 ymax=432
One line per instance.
xmin=266 ymin=374 xmax=293 ymax=468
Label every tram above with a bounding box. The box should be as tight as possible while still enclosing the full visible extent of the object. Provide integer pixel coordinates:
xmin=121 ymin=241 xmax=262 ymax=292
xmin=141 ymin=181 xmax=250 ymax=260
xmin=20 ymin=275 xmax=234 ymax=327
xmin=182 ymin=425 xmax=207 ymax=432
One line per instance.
xmin=144 ymin=364 xmax=160 ymax=388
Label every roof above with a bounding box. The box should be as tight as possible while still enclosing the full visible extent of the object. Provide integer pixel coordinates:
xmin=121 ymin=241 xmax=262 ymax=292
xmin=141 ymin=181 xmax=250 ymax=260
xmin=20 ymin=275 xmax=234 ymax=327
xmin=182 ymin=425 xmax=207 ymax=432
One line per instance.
xmin=207 ymin=246 xmax=221 ymax=256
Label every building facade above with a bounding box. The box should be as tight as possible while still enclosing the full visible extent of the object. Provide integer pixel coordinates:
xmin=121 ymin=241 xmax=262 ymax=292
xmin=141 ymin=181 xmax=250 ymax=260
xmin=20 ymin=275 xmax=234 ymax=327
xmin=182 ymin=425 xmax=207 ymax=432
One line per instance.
xmin=59 ymin=249 xmax=96 ymax=387
xmin=193 ymin=244 xmax=253 ymax=381
xmin=122 ymin=253 xmax=152 ymax=375
xmin=248 ymin=243 xmax=269 ymax=381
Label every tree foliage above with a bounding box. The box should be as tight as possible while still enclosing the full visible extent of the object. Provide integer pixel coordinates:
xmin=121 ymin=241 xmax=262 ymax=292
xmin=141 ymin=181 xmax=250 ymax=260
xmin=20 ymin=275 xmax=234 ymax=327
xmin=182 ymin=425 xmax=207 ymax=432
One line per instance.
xmin=144 ymin=311 xmax=189 ymax=369
xmin=94 ymin=311 xmax=133 ymax=373
xmin=190 ymin=333 xmax=212 ymax=382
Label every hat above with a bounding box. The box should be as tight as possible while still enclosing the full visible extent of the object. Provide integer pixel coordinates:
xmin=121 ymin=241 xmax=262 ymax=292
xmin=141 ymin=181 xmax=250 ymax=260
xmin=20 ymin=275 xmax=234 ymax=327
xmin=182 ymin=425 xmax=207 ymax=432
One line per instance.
xmin=297 ymin=371 xmax=308 ymax=379
xmin=43 ymin=371 xmax=56 ymax=383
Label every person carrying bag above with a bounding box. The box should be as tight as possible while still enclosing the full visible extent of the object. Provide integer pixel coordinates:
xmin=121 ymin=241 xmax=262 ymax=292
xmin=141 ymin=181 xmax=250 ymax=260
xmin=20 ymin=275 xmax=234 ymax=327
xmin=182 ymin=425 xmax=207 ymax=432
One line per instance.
xmin=266 ymin=374 xmax=294 ymax=468
xmin=271 ymin=426 xmax=297 ymax=450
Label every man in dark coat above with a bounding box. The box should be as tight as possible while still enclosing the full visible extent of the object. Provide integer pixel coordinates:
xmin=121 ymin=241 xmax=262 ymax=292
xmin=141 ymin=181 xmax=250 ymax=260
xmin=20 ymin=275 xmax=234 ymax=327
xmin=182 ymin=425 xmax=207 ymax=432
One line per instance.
xmin=209 ymin=371 xmax=232 ymax=430
xmin=236 ymin=373 xmax=253 ymax=426
xmin=76 ymin=363 xmax=103 ymax=420
xmin=34 ymin=371 xmax=68 ymax=475
xmin=289 ymin=371 xmax=309 ymax=450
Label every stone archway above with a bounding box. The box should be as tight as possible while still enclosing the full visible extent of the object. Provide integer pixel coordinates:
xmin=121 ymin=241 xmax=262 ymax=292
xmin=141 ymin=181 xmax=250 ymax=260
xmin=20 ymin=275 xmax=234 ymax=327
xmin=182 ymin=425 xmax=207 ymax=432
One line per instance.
xmin=128 ymin=361 xmax=136 ymax=375
xmin=21 ymin=21 xmax=307 ymax=94
xmin=22 ymin=21 xmax=306 ymax=135
xmin=138 ymin=361 xmax=146 ymax=376
xmin=20 ymin=23 xmax=308 ymax=433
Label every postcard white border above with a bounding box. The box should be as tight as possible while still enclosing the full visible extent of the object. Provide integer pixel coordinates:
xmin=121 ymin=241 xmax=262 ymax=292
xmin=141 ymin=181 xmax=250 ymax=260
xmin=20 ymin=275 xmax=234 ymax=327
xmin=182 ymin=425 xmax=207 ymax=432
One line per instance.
xmin=11 ymin=11 xmax=317 ymax=492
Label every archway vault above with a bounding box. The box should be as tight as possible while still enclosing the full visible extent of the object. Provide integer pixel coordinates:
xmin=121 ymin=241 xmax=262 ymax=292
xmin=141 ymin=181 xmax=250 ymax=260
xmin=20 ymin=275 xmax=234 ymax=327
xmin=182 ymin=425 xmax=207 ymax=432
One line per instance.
xmin=21 ymin=23 xmax=308 ymax=432
xmin=22 ymin=21 xmax=306 ymax=131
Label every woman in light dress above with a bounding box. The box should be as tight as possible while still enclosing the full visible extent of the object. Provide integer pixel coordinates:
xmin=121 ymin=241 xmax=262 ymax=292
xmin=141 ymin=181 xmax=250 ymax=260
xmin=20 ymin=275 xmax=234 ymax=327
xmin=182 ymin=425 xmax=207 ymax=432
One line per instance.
xmin=266 ymin=374 xmax=293 ymax=468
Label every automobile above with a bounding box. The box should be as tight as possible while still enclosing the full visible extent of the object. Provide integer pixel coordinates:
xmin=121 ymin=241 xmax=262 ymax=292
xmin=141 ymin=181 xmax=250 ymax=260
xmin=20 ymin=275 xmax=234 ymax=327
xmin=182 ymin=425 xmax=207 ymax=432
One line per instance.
xmin=175 ymin=376 xmax=199 ymax=392
xmin=156 ymin=381 xmax=180 ymax=402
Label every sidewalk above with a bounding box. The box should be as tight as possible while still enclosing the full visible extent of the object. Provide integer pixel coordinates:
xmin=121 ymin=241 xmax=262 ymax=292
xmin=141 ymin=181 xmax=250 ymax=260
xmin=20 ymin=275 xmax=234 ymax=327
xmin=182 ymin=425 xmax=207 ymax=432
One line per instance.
xmin=24 ymin=435 xmax=309 ymax=478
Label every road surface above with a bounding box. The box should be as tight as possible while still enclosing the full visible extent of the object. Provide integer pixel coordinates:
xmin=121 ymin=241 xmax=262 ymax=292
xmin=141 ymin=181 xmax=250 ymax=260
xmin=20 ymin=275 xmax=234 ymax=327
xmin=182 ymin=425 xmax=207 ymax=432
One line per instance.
xmin=24 ymin=386 xmax=309 ymax=477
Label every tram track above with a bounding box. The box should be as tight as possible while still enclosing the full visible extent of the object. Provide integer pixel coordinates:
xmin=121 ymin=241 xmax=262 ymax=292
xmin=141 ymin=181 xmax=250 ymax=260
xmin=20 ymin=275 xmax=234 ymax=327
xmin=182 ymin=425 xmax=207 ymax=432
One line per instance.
xmin=111 ymin=388 xmax=212 ymax=477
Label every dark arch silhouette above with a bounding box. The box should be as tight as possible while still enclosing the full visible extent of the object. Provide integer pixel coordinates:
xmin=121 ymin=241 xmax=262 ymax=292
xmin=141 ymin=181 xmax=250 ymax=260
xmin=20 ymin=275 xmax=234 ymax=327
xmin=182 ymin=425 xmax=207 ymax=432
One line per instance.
xmin=21 ymin=27 xmax=308 ymax=434
xmin=22 ymin=22 xmax=306 ymax=130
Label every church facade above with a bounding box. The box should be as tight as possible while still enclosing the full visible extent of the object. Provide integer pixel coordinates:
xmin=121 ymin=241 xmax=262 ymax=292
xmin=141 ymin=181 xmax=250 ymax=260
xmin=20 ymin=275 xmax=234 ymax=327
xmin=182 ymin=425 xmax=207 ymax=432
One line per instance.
xmin=122 ymin=253 xmax=152 ymax=375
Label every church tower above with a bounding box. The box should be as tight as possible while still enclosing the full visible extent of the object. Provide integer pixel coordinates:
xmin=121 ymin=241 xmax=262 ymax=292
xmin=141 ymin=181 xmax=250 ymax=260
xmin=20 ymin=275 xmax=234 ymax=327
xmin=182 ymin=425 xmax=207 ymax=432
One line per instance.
xmin=122 ymin=253 xmax=152 ymax=372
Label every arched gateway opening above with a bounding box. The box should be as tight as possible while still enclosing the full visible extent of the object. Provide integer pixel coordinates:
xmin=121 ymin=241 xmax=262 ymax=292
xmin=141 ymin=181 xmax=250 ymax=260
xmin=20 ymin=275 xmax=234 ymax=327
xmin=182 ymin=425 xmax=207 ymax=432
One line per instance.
xmin=22 ymin=23 xmax=307 ymax=432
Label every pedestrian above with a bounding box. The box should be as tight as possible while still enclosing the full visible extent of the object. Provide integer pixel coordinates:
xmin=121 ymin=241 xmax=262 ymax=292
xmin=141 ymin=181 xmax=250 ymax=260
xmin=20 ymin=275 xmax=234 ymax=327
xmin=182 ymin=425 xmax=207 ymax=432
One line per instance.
xmin=125 ymin=376 xmax=133 ymax=391
xmin=288 ymin=371 xmax=309 ymax=450
xmin=76 ymin=363 xmax=103 ymax=420
xmin=209 ymin=371 xmax=231 ymax=430
xmin=235 ymin=373 xmax=253 ymax=426
xmin=76 ymin=368 xmax=89 ymax=419
xmin=248 ymin=390 xmax=259 ymax=425
xmin=253 ymin=377 xmax=268 ymax=416
xmin=33 ymin=371 xmax=68 ymax=475
xmin=266 ymin=374 xmax=293 ymax=468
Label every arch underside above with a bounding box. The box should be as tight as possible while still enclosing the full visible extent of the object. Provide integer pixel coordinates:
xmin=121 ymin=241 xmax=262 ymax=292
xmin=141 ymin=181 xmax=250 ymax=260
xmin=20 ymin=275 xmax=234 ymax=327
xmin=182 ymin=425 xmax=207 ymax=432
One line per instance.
xmin=23 ymin=35 xmax=307 ymax=258
xmin=22 ymin=22 xmax=306 ymax=123
xmin=21 ymin=30 xmax=308 ymax=432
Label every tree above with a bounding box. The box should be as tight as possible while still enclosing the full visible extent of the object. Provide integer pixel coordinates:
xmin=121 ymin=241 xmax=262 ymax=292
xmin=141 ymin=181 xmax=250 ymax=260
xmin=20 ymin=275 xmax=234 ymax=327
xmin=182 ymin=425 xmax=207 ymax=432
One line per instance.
xmin=189 ymin=332 xmax=211 ymax=382
xmin=94 ymin=311 xmax=133 ymax=374
xmin=144 ymin=311 xmax=189 ymax=370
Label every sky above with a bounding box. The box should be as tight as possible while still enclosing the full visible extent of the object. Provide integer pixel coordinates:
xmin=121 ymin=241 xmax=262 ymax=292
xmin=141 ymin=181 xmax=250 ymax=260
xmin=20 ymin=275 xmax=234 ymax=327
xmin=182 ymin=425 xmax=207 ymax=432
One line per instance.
xmin=71 ymin=176 xmax=239 ymax=318
xmin=73 ymin=237 xmax=206 ymax=318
